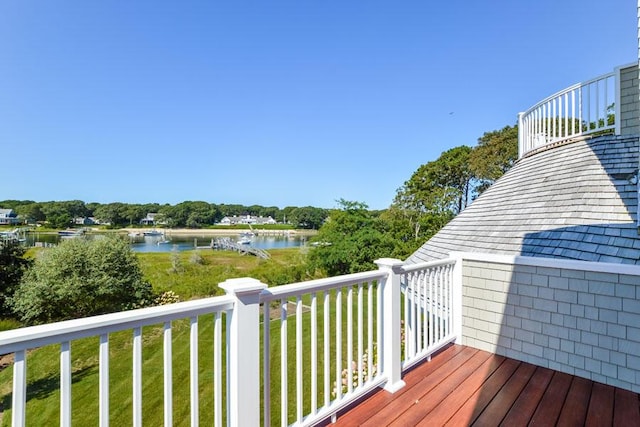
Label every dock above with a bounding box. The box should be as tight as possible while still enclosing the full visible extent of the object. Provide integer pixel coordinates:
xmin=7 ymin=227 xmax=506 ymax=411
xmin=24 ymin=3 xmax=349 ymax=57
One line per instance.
xmin=208 ymin=237 xmax=271 ymax=259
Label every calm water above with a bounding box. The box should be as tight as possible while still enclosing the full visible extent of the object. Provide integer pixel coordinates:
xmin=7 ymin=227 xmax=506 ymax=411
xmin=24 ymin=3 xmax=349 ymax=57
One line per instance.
xmin=25 ymin=232 xmax=307 ymax=253
xmin=130 ymin=234 xmax=307 ymax=253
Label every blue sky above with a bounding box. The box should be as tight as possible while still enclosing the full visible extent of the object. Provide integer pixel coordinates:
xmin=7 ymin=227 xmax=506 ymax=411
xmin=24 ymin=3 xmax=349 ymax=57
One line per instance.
xmin=0 ymin=1 xmax=635 ymax=210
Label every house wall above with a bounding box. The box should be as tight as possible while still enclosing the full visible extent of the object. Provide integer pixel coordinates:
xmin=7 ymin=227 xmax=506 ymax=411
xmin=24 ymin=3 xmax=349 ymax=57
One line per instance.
xmin=458 ymin=252 xmax=640 ymax=393
xmin=619 ymin=64 xmax=639 ymax=135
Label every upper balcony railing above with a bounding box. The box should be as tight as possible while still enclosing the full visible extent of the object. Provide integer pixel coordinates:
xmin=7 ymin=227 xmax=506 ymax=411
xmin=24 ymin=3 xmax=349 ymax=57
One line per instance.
xmin=0 ymin=256 xmax=461 ymax=427
xmin=517 ymin=63 xmax=637 ymax=158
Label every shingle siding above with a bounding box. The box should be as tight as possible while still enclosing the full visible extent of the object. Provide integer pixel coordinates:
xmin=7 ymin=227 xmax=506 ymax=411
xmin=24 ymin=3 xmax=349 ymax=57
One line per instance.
xmin=461 ymin=256 xmax=640 ymax=392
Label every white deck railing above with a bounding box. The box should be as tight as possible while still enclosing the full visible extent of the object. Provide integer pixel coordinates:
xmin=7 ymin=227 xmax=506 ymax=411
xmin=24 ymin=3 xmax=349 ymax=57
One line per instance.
xmin=0 ymin=257 xmax=461 ymax=427
xmin=518 ymin=69 xmax=617 ymax=158
xmin=399 ymin=258 xmax=458 ymax=370
xmin=260 ymin=269 xmax=388 ymax=427
xmin=0 ymin=296 xmax=235 ymax=427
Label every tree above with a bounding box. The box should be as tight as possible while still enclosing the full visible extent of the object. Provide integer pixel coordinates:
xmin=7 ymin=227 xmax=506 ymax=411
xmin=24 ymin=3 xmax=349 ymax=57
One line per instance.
xmin=287 ymin=206 xmax=328 ymax=229
xmin=421 ymin=146 xmax=475 ymax=214
xmin=385 ymin=146 xmax=475 ymax=259
xmin=308 ymin=200 xmax=395 ymax=276
xmin=123 ymin=204 xmax=146 ymax=225
xmin=393 ymin=146 xmax=473 ymax=223
xmin=14 ymin=202 xmax=45 ymax=224
xmin=11 ymin=236 xmax=154 ymax=324
xmin=93 ymin=202 xmax=128 ymax=227
xmin=40 ymin=202 xmax=73 ymax=229
xmin=468 ymin=125 xmax=518 ymax=194
xmin=0 ymin=240 xmax=31 ymax=317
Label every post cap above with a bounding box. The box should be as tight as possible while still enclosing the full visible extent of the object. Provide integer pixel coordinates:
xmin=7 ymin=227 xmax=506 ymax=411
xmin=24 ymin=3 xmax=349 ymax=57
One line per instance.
xmin=220 ymin=277 xmax=268 ymax=296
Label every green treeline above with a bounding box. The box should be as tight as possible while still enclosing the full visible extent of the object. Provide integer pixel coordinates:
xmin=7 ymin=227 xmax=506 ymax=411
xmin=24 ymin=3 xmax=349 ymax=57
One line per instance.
xmin=0 ymin=200 xmax=329 ymax=230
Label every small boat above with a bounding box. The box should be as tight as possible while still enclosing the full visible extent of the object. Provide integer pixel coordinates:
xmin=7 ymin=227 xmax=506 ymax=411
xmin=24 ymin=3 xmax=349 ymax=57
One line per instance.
xmin=237 ymin=236 xmax=252 ymax=245
xmin=143 ymin=229 xmax=164 ymax=236
xmin=58 ymin=229 xmax=85 ymax=238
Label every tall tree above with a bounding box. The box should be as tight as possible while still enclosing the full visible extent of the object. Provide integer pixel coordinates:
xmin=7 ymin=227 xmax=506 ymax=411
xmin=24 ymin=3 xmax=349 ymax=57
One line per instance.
xmin=394 ymin=145 xmax=474 ymax=216
xmin=468 ymin=125 xmax=518 ymax=194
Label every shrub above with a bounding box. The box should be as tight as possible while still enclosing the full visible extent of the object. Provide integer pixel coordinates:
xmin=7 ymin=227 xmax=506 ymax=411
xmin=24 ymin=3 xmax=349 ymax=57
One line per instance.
xmin=189 ymin=250 xmax=204 ymax=265
xmin=11 ymin=236 xmax=154 ymax=325
xmin=169 ymin=246 xmax=184 ymax=273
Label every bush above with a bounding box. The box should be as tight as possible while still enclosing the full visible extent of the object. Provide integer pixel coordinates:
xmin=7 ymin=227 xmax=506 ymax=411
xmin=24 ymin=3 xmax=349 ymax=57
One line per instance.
xmin=169 ymin=246 xmax=184 ymax=273
xmin=189 ymin=250 xmax=204 ymax=265
xmin=11 ymin=236 xmax=154 ymax=325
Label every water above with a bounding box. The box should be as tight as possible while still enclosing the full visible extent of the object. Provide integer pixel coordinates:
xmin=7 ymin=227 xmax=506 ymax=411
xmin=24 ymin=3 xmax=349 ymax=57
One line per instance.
xmin=130 ymin=234 xmax=308 ymax=252
xmin=25 ymin=232 xmax=308 ymax=253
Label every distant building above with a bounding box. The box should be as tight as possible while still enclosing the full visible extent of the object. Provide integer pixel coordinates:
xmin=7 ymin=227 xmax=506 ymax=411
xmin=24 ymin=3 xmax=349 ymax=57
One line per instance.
xmin=218 ymin=215 xmax=277 ymax=226
xmin=74 ymin=217 xmax=98 ymax=226
xmin=141 ymin=213 xmax=159 ymax=226
xmin=0 ymin=209 xmax=20 ymax=225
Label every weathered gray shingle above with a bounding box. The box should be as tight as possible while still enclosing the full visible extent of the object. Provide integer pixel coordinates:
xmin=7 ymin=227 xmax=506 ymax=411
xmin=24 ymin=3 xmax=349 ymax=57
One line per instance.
xmin=407 ymin=135 xmax=640 ymax=265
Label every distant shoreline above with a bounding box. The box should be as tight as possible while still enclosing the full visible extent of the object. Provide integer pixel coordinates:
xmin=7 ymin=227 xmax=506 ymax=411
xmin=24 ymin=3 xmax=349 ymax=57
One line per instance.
xmin=120 ymin=227 xmax=317 ymax=236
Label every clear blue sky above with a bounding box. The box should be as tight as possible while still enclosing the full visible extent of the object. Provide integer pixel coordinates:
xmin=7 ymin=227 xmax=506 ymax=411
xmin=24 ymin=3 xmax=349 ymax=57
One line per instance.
xmin=0 ymin=1 xmax=635 ymax=210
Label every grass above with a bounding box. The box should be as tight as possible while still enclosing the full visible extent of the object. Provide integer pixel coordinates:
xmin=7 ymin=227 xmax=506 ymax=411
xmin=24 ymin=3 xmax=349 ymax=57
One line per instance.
xmin=0 ymin=297 xmax=376 ymax=426
xmin=0 ymin=247 xmax=380 ymax=426
xmin=138 ymin=247 xmax=312 ymax=300
xmin=0 ymin=247 xmax=316 ymax=425
xmin=264 ymin=286 xmax=380 ymax=426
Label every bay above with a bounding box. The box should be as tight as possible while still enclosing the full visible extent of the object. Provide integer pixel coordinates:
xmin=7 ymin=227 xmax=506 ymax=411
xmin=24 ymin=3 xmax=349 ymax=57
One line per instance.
xmin=25 ymin=231 xmax=308 ymax=253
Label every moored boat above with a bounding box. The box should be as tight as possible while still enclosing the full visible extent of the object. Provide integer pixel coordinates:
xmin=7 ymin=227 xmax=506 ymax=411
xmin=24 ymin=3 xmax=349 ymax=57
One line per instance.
xmin=58 ymin=229 xmax=85 ymax=238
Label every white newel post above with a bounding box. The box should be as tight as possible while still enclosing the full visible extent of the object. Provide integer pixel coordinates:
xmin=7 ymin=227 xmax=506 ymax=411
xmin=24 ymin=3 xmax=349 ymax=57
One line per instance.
xmin=374 ymin=258 xmax=406 ymax=393
xmin=450 ymin=252 xmax=464 ymax=344
xmin=517 ymin=112 xmax=524 ymax=158
xmin=220 ymin=277 xmax=267 ymax=427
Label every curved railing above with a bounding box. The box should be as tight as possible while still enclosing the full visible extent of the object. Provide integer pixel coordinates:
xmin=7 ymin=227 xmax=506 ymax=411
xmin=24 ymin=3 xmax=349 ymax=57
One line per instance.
xmin=518 ymin=69 xmax=617 ymax=158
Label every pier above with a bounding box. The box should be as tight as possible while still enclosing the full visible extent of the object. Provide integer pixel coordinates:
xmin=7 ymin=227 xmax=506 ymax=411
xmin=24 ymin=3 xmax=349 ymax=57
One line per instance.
xmin=204 ymin=237 xmax=271 ymax=259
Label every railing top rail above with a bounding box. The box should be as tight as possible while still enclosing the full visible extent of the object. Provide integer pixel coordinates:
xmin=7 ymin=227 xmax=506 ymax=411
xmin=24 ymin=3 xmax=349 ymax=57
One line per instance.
xmin=398 ymin=257 xmax=457 ymax=274
xmin=260 ymin=270 xmax=387 ymax=302
xmin=521 ymin=71 xmax=616 ymax=117
xmin=0 ymin=295 xmax=235 ymax=354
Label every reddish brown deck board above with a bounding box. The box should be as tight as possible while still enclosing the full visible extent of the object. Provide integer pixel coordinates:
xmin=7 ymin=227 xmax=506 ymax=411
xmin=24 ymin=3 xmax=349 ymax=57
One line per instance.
xmin=359 ymin=346 xmax=478 ymax=427
xmin=500 ymin=366 xmax=554 ymax=426
xmin=330 ymin=345 xmax=640 ymax=427
xmin=416 ymin=354 xmax=507 ymax=426
xmin=557 ymin=376 xmax=592 ymax=426
xmin=472 ymin=362 xmax=537 ymax=426
xmin=529 ymin=371 xmax=573 ymax=426
xmin=331 ymin=344 xmax=466 ymax=426
xmin=586 ymin=382 xmax=614 ymax=427
xmin=444 ymin=358 xmax=521 ymax=426
xmin=386 ymin=349 xmax=492 ymax=426
xmin=613 ymin=387 xmax=640 ymax=426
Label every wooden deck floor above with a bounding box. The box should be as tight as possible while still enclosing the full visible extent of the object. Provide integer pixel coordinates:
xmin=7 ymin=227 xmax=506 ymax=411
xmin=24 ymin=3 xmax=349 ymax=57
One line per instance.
xmin=329 ymin=344 xmax=640 ymax=426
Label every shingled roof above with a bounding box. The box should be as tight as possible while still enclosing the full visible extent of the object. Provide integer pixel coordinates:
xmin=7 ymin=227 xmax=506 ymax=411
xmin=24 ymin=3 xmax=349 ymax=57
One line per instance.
xmin=406 ymin=134 xmax=640 ymax=265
